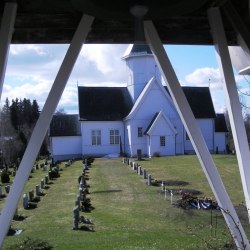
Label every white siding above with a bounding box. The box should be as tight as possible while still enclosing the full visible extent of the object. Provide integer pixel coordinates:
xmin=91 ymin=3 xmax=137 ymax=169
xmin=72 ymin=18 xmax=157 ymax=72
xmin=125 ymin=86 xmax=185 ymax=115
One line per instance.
xmin=81 ymin=121 xmax=124 ymax=156
xmin=125 ymin=120 xmax=148 ymax=157
xmin=51 ymin=136 xmax=82 ymax=161
xmin=214 ymin=132 xmax=227 ymax=153
xmin=184 ymin=119 xmax=214 ymax=153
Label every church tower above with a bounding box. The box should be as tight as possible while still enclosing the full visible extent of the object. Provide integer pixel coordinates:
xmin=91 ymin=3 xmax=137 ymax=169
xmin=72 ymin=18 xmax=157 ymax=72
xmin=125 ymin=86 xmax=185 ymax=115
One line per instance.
xmin=122 ymin=44 xmax=162 ymax=103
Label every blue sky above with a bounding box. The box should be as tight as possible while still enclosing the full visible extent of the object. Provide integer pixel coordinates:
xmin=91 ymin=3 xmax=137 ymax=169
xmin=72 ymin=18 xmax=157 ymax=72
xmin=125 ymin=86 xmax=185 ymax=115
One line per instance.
xmin=2 ymin=44 xmax=249 ymax=114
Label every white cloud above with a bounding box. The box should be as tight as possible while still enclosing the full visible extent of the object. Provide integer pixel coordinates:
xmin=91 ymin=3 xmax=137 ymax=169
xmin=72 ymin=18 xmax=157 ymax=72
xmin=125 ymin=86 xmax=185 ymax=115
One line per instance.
xmin=2 ymin=44 xmax=129 ymax=113
xmin=10 ymin=44 xmax=48 ymax=56
xmin=185 ymin=67 xmax=223 ymax=89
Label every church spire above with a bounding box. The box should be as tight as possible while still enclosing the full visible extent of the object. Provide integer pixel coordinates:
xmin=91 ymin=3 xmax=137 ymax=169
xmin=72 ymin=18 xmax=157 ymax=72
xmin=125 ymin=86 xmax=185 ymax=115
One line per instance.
xmin=122 ymin=44 xmax=161 ymax=103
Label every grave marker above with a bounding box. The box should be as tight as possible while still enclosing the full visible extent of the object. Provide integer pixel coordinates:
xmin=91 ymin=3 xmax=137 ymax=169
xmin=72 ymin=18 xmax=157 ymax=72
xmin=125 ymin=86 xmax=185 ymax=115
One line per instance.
xmin=5 ymin=185 xmax=10 ymax=194
xmin=147 ymin=175 xmax=152 ymax=186
xmin=23 ymin=194 xmax=29 ymax=209
xmin=73 ymin=206 xmax=79 ymax=230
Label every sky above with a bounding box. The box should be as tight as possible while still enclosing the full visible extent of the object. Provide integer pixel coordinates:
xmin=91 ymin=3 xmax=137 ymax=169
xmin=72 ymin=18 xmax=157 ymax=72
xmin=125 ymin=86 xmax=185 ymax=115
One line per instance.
xmin=2 ymin=44 xmax=250 ymax=114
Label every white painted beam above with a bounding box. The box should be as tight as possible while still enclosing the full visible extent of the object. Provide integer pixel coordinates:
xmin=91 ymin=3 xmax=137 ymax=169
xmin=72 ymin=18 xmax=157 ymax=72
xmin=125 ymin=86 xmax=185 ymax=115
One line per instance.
xmin=144 ymin=20 xmax=250 ymax=250
xmin=0 ymin=14 xmax=94 ymax=247
xmin=208 ymin=7 xmax=250 ymax=223
xmin=0 ymin=2 xmax=17 ymax=101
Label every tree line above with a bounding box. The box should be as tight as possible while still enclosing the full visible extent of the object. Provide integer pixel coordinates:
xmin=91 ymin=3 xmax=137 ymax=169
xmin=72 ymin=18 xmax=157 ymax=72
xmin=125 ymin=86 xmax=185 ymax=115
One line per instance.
xmin=0 ymin=98 xmax=48 ymax=167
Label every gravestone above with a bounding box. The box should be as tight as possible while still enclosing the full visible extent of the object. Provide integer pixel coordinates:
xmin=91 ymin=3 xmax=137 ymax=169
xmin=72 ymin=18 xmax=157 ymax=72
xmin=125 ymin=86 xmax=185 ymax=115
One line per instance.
xmin=31 ymin=167 xmax=34 ymax=173
xmin=29 ymin=190 xmax=34 ymax=201
xmin=43 ymin=165 xmax=47 ymax=172
xmin=76 ymin=194 xmax=80 ymax=209
xmin=48 ymin=170 xmax=52 ymax=180
xmin=12 ymin=170 xmax=16 ymax=177
xmin=35 ymin=184 xmax=40 ymax=196
xmin=137 ymin=149 xmax=142 ymax=161
xmin=0 ymin=186 xmax=2 ymax=196
xmin=5 ymin=185 xmax=10 ymax=194
xmin=138 ymin=166 xmax=141 ymax=175
xmin=45 ymin=175 xmax=49 ymax=185
xmin=73 ymin=206 xmax=79 ymax=230
xmin=143 ymin=169 xmax=147 ymax=179
xmin=147 ymin=174 xmax=152 ymax=186
xmin=23 ymin=194 xmax=29 ymax=209
xmin=41 ymin=179 xmax=45 ymax=189
xmin=35 ymin=164 xmax=39 ymax=170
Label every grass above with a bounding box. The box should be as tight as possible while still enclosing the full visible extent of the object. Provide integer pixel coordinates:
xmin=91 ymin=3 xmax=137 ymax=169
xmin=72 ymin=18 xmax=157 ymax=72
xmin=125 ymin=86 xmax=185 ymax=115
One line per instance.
xmin=0 ymin=155 xmax=249 ymax=249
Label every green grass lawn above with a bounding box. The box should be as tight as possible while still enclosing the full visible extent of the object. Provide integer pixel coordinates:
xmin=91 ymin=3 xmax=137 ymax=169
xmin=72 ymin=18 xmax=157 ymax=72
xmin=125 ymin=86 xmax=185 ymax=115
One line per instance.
xmin=0 ymin=155 xmax=249 ymax=249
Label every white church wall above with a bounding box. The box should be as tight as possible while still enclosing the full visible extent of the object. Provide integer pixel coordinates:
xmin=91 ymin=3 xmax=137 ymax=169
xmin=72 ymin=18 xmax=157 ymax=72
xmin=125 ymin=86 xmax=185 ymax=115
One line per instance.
xmin=147 ymin=115 xmax=176 ymax=156
xmin=81 ymin=121 xmax=124 ymax=156
xmin=51 ymin=136 xmax=82 ymax=161
xmin=214 ymin=132 xmax=227 ymax=153
xmin=125 ymin=119 xmax=148 ymax=157
xmin=150 ymin=135 xmax=176 ymax=156
xmin=184 ymin=119 xmax=214 ymax=153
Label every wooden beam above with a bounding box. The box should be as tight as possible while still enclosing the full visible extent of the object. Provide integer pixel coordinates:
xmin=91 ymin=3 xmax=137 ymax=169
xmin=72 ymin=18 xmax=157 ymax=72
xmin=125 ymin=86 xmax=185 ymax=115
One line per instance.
xmin=144 ymin=19 xmax=250 ymax=250
xmin=0 ymin=14 xmax=94 ymax=247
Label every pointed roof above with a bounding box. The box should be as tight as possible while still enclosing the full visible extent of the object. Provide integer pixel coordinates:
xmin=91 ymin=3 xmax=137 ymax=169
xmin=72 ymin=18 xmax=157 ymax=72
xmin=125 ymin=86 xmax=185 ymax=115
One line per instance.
xmin=182 ymin=87 xmax=216 ymax=118
xmin=122 ymin=44 xmax=153 ymax=59
xmin=125 ymin=77 xmax=176 ymax=120
xmin=215 ymin=113 xmax=228 ymax=132
xmin=144 ymin=111 xmax=177 ymax=135
xmin=78 ymin=86 xmax=133 ymax=121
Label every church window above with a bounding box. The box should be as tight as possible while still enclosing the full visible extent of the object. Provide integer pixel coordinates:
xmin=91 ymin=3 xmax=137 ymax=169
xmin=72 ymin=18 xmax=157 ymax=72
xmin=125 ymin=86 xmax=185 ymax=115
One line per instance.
xmin=92 ymin=130 xmax=101 ymax=145
xmin=138 ymin=127 xmax=143 ymax=137
xmin=186 ymin=132 xmax=190 ymax=140
xmin=160 ymin=136 xmax=166 ymax=146
xmin=110 ymin=129 xmax=119 ymax=144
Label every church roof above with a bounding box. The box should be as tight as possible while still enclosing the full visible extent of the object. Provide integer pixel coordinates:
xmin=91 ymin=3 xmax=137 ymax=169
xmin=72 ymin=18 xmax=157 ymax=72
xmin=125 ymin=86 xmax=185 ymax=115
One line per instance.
xmin=78 ymin=86 xmax=133 ymax=121
xmin=122 ymin=44 xmax=152 ymax=59
xmin=181 ymin=87 xmax=216 ymax=118
xmin=49 ymin=114 xmax=81 ymax=136
xmin=215 ymin=114 xmax=228 ymax=132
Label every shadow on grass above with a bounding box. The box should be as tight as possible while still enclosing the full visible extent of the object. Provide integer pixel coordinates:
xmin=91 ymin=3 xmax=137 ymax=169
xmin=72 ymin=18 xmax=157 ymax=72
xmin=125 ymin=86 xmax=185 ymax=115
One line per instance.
xmin=91 ymin=189 xmax=122 ymax=194
xmin=78 ymin=225 xmax=95 ymax=232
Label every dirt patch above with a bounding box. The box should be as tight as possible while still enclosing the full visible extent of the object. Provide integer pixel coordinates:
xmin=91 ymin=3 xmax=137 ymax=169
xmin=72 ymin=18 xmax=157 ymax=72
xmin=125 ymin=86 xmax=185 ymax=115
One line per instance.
xmin=152 ymin=180 xmax=189 ymax=187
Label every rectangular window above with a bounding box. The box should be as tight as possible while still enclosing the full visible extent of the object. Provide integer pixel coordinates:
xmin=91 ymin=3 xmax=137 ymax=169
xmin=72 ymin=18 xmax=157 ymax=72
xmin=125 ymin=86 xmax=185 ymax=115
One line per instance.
xmin=160 ymin=136 xmax=166 ymax=147
xmin=110 ymin=129 xmax=119 ymax=145
xmin=186 ymin=132 xmax=190 ymax=141
xmin=138 ymin=127 xmax=143 ymax=137
xmin=92 ymin=130 xmax=101 ymax=145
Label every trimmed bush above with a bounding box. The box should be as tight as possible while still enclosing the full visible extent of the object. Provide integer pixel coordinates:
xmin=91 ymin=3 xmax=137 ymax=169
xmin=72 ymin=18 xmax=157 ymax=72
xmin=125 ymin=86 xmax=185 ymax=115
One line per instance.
xmin=7 ymin=237 xmax=53 ymax=250
xmin=1 ymin=170 xmax=10 ymax=183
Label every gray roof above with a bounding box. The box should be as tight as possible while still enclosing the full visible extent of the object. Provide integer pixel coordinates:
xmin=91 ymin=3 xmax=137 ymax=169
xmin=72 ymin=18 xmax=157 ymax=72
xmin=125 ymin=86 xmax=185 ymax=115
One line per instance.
xmin=78 ymin=86 xmax=133 ymax=121
xmin=50 ymin=114 xmax=81 ymax=136
xmin=215 ymin=114 xmax=228 ymax=132
xmin=182 ymin=87 xmax=216 ymax=118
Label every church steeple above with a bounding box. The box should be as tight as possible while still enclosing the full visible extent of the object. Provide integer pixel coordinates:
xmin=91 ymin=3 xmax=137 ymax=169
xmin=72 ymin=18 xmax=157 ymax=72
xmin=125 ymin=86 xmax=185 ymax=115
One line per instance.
xmin=122 ymin=44 xmax=161 ymax=103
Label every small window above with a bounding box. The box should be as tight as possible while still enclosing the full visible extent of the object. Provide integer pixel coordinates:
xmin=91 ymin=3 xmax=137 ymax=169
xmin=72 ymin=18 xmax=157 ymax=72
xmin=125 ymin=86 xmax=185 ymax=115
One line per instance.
xmin=138 ymin=127 xmax=143 ymax=137
xmin=186 ymin=132 xmax=190 ymax=141
xmin=160 ymin=136 xmax=165 ymax=146
xmin=110 ymin=129 xmax=119 ymax=145
xmin=92 ymin=130 xmax=101 ymax=145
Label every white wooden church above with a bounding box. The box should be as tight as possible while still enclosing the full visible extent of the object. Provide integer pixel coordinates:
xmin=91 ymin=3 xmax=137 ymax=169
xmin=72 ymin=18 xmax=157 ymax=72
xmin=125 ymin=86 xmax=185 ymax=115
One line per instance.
xmin=49 ymin=44 xmax=228 ymax=161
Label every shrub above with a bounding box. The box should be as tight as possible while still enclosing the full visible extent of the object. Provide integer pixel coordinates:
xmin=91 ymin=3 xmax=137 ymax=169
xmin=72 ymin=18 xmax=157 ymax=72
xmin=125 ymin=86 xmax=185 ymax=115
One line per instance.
xmin=7 ymin=237 xmax=53 ymax=250
xmin=1 ymin=170 xmax=10 ymax=183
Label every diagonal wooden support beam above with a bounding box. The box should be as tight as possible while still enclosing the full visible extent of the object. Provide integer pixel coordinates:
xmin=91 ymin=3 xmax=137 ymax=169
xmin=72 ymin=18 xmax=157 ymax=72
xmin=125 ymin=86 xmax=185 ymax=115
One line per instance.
xmin=208 ymin=7 xmax=250 ymax=223
xmin=144 ymin=20 xmax=250 ymax=250
xmin=0 ymin=2 xmax=17 ymax=101
xmin=223 ymin=1 xmax=250 ymax=52
xmin=0 ymin=14 xmax=94 ymax=248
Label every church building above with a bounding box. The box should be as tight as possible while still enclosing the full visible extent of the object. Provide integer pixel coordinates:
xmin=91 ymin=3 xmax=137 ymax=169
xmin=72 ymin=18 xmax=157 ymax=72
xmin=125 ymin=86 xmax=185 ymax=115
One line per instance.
xmin=49 ymin=45 xmax=228 ymax=161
